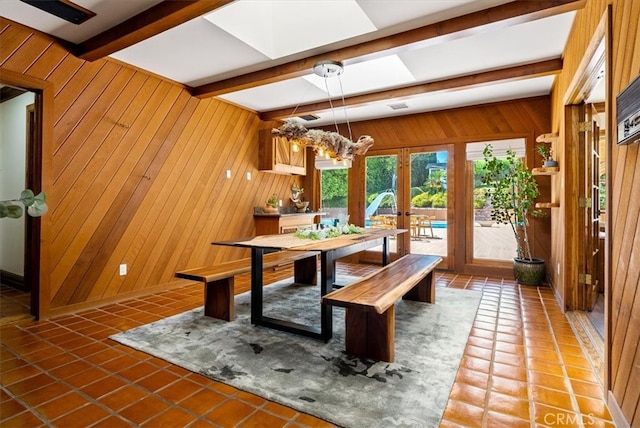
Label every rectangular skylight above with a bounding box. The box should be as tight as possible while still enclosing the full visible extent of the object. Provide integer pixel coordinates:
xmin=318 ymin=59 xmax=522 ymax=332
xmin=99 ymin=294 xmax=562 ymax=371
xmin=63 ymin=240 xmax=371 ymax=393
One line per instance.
xmin=204 ymin=0 xmax=376 ymax=60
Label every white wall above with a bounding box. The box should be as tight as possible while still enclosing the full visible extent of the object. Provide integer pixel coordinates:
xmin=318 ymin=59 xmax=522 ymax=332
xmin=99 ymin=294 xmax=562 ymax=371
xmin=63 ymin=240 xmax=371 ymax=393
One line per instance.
xmin=0 ymin=91 xmax=34 ymax=276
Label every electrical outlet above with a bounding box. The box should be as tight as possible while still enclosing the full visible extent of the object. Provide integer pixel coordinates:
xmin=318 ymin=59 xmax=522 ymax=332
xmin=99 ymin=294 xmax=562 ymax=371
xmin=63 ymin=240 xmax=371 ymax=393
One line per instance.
xmin=557 ymin=263 xmax=560 ymax=275
xmin=119 ymin=264 xmax=127 ymax=276
xmin=226 ymin=170 xmax=231 ymax=179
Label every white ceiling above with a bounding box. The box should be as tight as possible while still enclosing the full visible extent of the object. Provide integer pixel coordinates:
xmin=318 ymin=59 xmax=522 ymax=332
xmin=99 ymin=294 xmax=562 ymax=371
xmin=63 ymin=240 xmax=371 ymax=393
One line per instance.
xmin=0 ymin=0 xmax=579 ymax=129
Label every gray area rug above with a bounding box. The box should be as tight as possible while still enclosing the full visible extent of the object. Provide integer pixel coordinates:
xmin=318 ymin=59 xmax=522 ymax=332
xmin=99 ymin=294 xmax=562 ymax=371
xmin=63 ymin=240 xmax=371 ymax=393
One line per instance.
xmin=111 ymin=276 xmax=482 ymax=427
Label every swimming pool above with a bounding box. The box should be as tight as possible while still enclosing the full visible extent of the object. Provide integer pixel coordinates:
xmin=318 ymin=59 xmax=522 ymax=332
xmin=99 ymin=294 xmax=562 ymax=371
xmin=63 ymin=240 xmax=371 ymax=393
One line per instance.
xmin=355 ymin=219 xmax=448 ymax=228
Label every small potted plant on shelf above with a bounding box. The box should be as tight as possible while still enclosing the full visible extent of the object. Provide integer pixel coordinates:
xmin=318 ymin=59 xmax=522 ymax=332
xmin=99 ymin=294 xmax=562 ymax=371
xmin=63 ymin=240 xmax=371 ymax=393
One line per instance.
xmin=264 ymin=193 xmax=279 ymax=213
xmin=481 ymin=144 xmax=545 ymax=285
xmin=535 ymin=144 xmax=558 ymax=167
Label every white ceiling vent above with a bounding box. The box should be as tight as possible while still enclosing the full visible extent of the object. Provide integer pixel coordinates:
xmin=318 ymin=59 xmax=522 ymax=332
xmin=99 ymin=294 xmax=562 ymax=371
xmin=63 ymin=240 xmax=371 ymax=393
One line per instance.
xmin=298 ymin=114 xmax=320 ymax=121
xmin=388 ymin=102 xmax=409 ymax=110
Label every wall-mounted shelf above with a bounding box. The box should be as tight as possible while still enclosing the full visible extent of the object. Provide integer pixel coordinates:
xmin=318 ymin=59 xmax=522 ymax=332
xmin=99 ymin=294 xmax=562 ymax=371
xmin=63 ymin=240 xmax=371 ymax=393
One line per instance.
xmin=532 ymin=167 xmax=559 ymax=175
xmin=535 ymin=202 xmax=560 ymax=208
xmin=536 ymin=132 xmax=559 ymax=143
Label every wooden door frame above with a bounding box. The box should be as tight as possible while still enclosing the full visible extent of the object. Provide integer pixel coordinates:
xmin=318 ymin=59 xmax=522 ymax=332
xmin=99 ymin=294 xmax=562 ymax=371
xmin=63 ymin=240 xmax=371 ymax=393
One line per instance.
xmin=0 ymin=68 xmax=53 ymax=320
xmin=562 ymin=6 xmax=613 ymax=390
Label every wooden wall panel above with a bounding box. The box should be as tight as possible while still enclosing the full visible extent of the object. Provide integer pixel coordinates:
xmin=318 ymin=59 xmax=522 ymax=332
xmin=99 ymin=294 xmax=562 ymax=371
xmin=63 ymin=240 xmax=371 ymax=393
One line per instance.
xmin=0 ymin=18 xmax=297 ymax=313
xmin=549 ymin=1 xmax=640 ymax=425
xmin=348 ymin=97 xmax=550 ymax=150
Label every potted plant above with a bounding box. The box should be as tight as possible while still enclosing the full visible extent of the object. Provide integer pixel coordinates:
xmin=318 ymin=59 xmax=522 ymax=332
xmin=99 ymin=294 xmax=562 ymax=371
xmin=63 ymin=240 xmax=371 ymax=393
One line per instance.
xmin=535 ymin=144 xmax=558 ymax=167
xmin=481 ymin=144 xmax=545 ymax=285
xmin=264 ymin=193 xmax=279 ymax=213
xmin=1 ymin=189 xmax=48 ymax=219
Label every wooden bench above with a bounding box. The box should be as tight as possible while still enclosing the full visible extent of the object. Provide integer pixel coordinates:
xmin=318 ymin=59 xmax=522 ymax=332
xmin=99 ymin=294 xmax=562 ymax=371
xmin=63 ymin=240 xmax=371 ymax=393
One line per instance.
xmin=322 ymin=254 xmax=442 ymax=362
xmin=176 ymin=250 xmax=318 ymax=321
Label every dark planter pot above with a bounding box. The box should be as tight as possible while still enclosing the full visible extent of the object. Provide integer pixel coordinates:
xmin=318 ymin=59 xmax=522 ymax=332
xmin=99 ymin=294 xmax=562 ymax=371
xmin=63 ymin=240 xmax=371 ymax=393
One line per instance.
xmin=513 ymin=258 xmax=545 ymax=285
xmin=543 ymin=160 xmax=558 ymax=167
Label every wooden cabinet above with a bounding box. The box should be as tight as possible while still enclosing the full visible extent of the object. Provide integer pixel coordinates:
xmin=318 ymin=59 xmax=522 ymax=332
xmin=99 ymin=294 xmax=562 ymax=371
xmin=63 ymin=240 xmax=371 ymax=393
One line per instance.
xmin=258 ymin=129 xmax=306 ymax=175
xmin=254 ymin=213 xmax=320 ymax=235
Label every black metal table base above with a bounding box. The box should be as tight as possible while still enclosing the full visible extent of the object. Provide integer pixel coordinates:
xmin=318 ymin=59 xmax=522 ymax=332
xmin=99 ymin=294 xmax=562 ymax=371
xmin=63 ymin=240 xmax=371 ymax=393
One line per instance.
xmin=249 ymin=235 xmax=391 ymax=342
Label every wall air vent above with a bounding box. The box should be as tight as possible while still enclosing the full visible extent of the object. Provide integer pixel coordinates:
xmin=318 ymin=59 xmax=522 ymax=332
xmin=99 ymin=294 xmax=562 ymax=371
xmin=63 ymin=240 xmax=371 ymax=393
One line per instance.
xmin=388 ymin=102 xmax=408 ymax=110
xmin=20 ymin=0 xmax=96 ymax=25
xmin=298 ymin=114 xmax=320 ymax=121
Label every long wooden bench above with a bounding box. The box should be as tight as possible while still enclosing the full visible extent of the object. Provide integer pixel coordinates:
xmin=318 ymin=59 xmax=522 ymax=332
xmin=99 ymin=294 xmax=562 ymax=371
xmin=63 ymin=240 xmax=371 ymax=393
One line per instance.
xmin=322 ymin=254 xmax=442 ymax=362
xmin=176 ymin=250 xmax=318 ymax=321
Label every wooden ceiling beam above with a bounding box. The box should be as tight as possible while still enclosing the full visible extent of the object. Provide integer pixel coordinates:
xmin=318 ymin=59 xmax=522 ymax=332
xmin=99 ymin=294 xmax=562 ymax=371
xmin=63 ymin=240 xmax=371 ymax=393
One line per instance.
xmin=193 ymin=0 xmax=585 ymax=98
xmin=76 ymin=0 xmax=234 ymax=61
xmin=260 ymin=58 xmax=563 ymax=121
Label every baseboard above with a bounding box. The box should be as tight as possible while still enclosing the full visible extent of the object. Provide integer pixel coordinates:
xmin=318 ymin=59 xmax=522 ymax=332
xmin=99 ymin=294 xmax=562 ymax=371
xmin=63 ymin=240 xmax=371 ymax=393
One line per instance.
xmin=0 ymin=270 xmax=27 ymax=292
xmin=608 ymin=391 xmax=630 ymax=428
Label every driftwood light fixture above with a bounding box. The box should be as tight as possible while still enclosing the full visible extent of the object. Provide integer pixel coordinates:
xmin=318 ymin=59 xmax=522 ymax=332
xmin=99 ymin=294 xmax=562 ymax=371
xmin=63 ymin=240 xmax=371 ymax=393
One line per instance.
xmin=272 ymin=60 xmax=374 ymax=167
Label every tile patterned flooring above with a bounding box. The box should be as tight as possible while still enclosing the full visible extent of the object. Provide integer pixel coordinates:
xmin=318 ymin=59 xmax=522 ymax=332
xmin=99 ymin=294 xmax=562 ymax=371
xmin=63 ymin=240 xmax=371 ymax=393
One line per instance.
xmin=0 ymin=264 xmax=614 ymax=427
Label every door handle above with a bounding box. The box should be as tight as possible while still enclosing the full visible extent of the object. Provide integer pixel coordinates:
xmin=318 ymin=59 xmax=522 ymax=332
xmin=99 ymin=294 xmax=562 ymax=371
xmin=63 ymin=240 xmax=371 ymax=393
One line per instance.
xmin=405 ymin=212 xmax=411 ymax=216
xmin=396 ymin=211 xmax=402 ymax=217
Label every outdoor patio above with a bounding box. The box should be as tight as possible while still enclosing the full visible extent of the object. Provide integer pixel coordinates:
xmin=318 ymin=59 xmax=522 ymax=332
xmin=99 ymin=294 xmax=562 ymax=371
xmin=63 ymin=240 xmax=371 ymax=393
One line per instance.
xmin=369 ymin=223 xmax=517 ymax=262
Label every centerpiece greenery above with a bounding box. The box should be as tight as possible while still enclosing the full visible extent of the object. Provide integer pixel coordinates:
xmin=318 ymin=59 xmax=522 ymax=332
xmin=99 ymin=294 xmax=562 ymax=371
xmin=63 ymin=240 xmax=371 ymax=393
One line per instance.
xmin=0 ymin=189 xmax=48 ymax=219
xmin=294 ymin=224 xmax=363 ymax=240
xmin=481 ymin=144 xmax=545 ymax=285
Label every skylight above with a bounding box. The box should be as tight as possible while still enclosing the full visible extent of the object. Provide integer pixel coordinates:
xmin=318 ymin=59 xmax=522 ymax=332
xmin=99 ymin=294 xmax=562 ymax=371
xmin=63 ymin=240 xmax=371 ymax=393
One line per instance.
xmin=204 ymin=0 xmax=377 ymax=60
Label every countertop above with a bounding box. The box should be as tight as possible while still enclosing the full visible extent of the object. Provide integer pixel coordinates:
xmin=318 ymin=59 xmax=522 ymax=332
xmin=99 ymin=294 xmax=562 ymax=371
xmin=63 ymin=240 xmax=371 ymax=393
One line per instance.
xmin=253 ymin=211 xmax=327 ymax=217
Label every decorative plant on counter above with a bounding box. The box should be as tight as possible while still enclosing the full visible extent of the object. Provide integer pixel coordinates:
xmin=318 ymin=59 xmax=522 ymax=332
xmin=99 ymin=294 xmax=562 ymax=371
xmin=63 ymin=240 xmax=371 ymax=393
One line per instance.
xmin=291 ymin=184 xmax=304 ymax=203
xmin=1 ymin=189 xmax=48 ymax=219
xmin=263 ymin=193 xmax=279 ymax=213
xmin=291 ymin=184 xmax=309 ymax=212
xmin=481 ymin=144 xmax=545 ymax=285
xmin=266 ymin=193 xmax=278 ymax=208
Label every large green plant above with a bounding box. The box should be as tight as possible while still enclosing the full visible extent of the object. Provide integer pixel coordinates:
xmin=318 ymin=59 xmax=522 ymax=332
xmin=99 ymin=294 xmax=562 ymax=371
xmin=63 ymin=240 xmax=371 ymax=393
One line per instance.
xmin=481 ymin=145 xmax=540 ymax=260
xmin=0 ymin=189 xmax=48 ymax=219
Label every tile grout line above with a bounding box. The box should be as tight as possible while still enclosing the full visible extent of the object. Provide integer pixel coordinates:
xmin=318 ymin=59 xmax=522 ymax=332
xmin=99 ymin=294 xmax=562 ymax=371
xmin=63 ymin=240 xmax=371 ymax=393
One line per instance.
xmin=480 ymin=278 xmax=501 ymax=428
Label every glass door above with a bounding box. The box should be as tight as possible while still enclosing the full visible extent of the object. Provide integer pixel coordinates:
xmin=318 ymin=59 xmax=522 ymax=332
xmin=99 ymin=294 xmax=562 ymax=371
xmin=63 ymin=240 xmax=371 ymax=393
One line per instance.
xmin=361 ymin=147 xmax=451 ymax=267
xmin=466 ymin=139 xmax=523 ymax=263
xmin=405 ymin=147 xmax=450 ymax=268
xmin=363 ymin=151 xmax=401 ymax=260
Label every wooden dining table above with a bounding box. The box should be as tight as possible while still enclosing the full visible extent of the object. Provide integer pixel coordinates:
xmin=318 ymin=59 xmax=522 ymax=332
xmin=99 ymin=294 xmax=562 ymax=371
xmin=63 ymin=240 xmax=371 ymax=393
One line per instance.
xmin=213 ymin=228 xmax=406 ymax=342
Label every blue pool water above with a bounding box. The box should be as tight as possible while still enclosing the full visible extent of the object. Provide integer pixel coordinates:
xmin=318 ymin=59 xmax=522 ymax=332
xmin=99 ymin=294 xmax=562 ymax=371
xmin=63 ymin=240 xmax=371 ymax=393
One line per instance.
xmin=327 ymin=219 xmax=448 ymax=228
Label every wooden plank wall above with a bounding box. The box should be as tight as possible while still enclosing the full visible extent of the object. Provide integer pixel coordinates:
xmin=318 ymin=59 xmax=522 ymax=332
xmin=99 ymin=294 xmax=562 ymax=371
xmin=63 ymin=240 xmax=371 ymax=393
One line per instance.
xmin=0 ymin=18 xmax=299 ymax=314
xmin=550 ymin=0 xmax=640 ymax=425
xmin=343 ymin=97 xmax=552 ymax=275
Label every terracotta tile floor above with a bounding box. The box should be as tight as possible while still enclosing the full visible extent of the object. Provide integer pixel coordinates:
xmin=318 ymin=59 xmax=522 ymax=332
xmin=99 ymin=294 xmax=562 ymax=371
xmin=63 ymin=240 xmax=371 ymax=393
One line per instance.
xmin=0 ymin=264 xmax=614 ymax=427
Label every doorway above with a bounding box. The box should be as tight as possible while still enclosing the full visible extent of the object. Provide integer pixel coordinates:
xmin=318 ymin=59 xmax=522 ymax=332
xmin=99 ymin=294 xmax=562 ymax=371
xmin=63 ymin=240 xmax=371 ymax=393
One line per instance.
xmin=0 ymin=82 xmax=42 ymax=322
xmin=562 ymin=8 xmax=611 ymax=389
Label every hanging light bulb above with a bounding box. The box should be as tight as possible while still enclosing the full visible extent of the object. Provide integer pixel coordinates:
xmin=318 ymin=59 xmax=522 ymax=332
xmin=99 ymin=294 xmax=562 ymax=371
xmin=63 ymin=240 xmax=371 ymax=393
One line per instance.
xmin=291 ymin=141 xmax=299 ymax=152
xmin=317 ymin=147 xmax=324 ymax=157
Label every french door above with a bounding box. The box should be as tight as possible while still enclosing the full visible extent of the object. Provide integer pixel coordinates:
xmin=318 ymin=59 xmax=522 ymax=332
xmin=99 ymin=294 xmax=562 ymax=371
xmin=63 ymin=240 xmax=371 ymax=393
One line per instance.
xmin=362 ymin=146 xmax=451 ymax=269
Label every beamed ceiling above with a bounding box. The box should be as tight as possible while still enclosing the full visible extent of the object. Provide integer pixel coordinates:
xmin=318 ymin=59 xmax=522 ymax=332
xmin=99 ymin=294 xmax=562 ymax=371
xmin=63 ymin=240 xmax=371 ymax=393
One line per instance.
xmin=1 ymin=0 xmax=586 ymax=127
